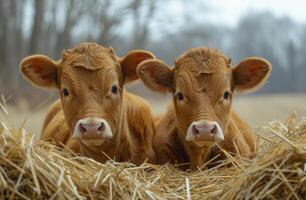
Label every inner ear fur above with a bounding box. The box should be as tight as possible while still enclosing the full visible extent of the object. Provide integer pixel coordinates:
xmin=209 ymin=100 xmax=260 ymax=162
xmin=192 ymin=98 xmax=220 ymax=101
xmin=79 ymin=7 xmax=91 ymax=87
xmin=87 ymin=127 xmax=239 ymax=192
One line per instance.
xmin=20 ymin=55 xmax=58 ymax=88
xmin=233 ymin=57 xmax=272 ymax=92
xmin=137 ymin=59 xmax=174 ymax=93
xmin=120 ymin=50 xmax=155 ymax=83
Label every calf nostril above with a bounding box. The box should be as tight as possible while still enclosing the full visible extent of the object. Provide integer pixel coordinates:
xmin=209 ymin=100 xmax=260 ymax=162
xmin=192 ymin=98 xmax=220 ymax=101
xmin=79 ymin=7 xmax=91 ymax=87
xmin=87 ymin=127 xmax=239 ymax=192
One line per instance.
xmin=192 ymin=125 xmax=199 ymax=135
xmin=79 ymin=123 xmax=87 ymax=133
xmin=98 ymin=122 xmax=104 ymax=131
xmin=210 ymin=124 xmax=217 ymax=134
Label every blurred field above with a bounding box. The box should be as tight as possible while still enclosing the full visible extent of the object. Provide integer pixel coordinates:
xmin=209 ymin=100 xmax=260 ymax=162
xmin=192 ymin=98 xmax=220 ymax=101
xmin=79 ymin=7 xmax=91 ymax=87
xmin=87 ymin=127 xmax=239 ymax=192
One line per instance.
xmin=5 ymin=93 xmax=306 ymax=136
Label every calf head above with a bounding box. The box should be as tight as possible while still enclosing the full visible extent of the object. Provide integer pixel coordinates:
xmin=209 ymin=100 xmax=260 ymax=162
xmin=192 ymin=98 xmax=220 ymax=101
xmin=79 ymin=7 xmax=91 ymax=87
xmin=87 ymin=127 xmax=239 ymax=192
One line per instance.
xmin=138 ymin=48 xmax=271 ymax=147
xmin=20 ymin=42 xmax=154 ymax=146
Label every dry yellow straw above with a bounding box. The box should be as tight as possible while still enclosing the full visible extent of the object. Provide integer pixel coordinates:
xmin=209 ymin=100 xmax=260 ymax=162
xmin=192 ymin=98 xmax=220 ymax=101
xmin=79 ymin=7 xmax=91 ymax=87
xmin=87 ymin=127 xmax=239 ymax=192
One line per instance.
xmin=0 ymin=103 xmax=306 ymax=199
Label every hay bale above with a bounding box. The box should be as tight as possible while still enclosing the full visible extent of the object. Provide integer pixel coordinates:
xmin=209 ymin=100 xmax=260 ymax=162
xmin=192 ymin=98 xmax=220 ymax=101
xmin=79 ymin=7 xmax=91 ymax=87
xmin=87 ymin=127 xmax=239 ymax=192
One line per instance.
xmin=1 ymin=106 xmax=306 ymax=199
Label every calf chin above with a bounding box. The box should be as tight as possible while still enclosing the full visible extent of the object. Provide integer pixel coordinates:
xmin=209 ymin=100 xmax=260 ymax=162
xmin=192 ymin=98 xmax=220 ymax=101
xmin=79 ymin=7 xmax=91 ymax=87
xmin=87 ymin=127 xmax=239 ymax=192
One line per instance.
xmin=81 ymin=139 xmax=106 ymax=146
xmin=193 ymin=140 xmax=218 ymax=148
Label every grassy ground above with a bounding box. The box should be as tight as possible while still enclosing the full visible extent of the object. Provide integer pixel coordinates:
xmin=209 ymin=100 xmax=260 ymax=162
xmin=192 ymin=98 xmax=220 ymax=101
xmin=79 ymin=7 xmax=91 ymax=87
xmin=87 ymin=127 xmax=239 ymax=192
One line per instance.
xmin=6 ymin=93 xmax=306 ymax=135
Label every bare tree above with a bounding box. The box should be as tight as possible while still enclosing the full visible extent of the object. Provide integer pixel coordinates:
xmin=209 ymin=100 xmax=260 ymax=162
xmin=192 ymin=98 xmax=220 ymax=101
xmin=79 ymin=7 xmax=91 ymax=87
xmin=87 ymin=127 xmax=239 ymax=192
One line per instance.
xmin=1 ymin=1 xmax=306 ymax=101
xmin=0 ymin=1 xmax=7 ymax=67
xmin=0 ymin=0 xmax=24 ymax=89
xmin=55 ymin=0 xmax=88 ymax=54
xmin=94 ymin=0 xmax=123 ymax=46
xmin=29 ymin=0 xmax=45 ymax=54
xmin=129 ymin=0 xmax=156 ymax=49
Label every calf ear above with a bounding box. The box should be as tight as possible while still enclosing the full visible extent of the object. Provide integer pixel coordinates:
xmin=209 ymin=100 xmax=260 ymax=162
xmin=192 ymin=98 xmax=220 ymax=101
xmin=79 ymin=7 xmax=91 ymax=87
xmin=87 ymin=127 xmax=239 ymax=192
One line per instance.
xmin=120 ymin=50 xmax=155 ymax=82
xmin=20 ymin=55 xmax=58 ymax=88
xmin=233 ymin=57 xmax=271 ymax=92
xmin=137 ymin=59 xmax=174 ymax=93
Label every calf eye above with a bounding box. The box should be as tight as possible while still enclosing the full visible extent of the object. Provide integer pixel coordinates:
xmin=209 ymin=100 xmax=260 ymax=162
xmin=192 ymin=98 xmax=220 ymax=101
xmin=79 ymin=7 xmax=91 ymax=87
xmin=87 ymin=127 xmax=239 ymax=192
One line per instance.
xmin=223 ymin=91 xmax=230 ymax=100
xmin=62 ymin=88 xmax=69 ymax=97
xmin=177 ymin=92 xmax=184 ymax=101
xmin=111 ymin=85 xmax=118 ymax=94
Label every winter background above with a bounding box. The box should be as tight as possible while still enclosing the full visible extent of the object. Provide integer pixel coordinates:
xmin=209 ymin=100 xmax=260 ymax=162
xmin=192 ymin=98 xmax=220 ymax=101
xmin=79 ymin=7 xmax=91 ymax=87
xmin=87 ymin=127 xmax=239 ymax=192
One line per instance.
xmin=0 ymin=0 xmax=305 ymax=133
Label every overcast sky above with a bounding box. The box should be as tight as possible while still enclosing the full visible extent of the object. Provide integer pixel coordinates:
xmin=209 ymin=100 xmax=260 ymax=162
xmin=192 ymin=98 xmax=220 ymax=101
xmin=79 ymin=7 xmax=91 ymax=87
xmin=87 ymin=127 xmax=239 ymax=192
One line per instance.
xmin=22 ymin=0 xmax=306 ymax=41
xmin=147 ymin=0 xmax=306 ymax=40
xmin=209 ymin=0 xmax=306 ymax=26
xmin=161 ymin=0 xmax=306 ymax=27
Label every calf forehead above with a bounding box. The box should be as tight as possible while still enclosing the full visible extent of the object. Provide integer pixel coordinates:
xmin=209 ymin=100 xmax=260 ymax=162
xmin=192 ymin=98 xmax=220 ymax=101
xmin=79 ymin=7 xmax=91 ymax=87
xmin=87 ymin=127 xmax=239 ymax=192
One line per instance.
xmin=60 ymin=43 xmax=119 ymax=71
xmin=176 ymin=71 xmax=231 ymax=95
xmin=58 ymin=43 xmax=122 ymax=86
xmin=175 ymin=47 xmax=230 ymax=76
xmin=61 ymin=66 xmax=118 ymax=84
xmin=175 ymin=48 xmax=232 ymax=92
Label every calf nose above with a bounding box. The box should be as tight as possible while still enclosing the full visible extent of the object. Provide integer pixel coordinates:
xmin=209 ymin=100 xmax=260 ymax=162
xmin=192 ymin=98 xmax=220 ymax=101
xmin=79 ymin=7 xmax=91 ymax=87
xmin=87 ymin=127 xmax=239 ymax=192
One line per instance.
xmin=72 ymin=118 xmax=113 ymax=139
xmin=192 ymin=123 xmax=217 ymax=135
xmin=79 ymin=121 xmax=104 ymax=135
xmin=186 ymin=120 xmax=224 ymax=142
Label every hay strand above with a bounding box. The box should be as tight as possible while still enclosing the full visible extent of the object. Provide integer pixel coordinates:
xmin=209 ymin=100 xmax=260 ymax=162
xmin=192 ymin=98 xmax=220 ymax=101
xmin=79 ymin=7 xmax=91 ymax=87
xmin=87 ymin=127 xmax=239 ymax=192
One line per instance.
xmin=0 ymin=106 xmax=306 ymax=199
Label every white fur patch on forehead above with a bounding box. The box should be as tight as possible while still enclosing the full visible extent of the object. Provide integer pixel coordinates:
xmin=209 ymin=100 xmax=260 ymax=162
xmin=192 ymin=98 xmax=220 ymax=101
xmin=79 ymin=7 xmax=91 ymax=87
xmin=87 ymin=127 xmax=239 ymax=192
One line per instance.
xmin=60 ymin=42 xmax=118 ymax=71
xmin=175 ymin=47 xmax=230 ymax=76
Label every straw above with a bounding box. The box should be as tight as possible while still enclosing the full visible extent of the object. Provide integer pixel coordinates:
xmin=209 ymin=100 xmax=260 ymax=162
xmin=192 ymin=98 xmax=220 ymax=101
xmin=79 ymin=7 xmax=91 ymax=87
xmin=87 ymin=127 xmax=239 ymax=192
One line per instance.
xmin=0 ymin=105 xmax=306 ymax=199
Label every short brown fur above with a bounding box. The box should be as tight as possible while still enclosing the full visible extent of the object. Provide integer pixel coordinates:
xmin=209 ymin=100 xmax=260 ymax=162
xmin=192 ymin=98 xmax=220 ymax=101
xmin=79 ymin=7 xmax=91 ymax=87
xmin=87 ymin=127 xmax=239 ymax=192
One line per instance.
xmin=138 ymin=47 xmax=271 ymax=169
xmin=20 ymin=42 xmax=156 ymax=164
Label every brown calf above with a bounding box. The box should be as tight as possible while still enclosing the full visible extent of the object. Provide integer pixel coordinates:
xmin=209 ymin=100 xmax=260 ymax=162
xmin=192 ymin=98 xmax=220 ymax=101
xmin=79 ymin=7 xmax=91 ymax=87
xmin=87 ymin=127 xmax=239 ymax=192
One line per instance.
xmin=20 ymin=42 xmax=156 ymax=164
xmin=137 ymin=47 xmax=271 ymax=169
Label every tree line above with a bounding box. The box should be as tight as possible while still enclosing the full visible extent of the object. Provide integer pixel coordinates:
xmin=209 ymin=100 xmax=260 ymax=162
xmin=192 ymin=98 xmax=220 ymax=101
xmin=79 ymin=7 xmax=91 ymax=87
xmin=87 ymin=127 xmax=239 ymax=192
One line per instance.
xmin=0 ymin=0 xmax=305 ymax=105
